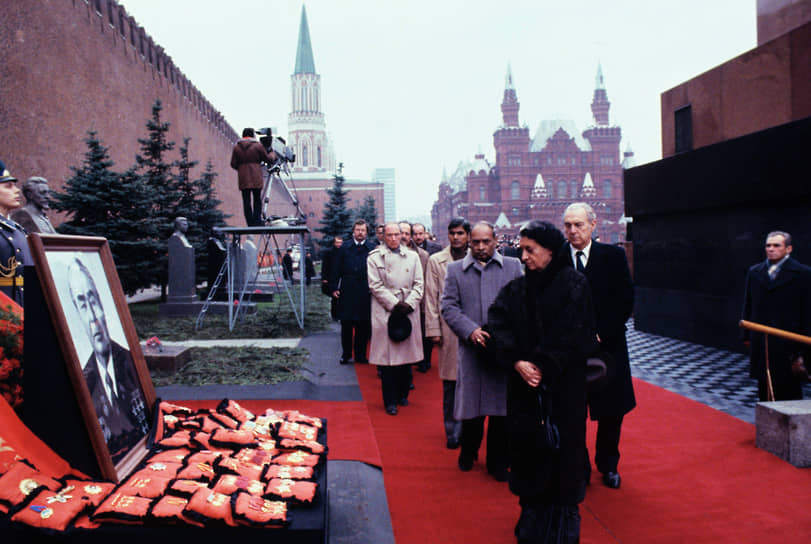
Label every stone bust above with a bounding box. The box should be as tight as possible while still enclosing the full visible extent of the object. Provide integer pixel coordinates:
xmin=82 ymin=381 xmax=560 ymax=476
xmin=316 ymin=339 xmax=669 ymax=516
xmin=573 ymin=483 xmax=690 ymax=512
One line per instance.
xmin=171 ymin=216 xmax=191 ymax=247
xmin=10 ymin=176 xmax=56 ymax=233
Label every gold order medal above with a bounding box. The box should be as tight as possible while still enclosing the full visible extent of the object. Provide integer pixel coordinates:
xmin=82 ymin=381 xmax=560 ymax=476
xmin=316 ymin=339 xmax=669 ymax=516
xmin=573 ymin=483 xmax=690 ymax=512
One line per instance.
xmin=41 ymin=507 xmax=53 ymax=519
xmin=84 ymin=484 xmax=103 ymax=495
xmin=19 ymin=478 xmax=39 ymax=496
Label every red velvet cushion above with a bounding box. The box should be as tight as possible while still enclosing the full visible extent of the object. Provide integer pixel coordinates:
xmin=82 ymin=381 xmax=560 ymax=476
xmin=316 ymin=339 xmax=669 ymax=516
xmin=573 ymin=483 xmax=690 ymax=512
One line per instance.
xmin=217 ymin=399 xmax=254 ymax=423
xmin=278 ymin=421 xmax=319 ymax=442
xmin=232 ymin=492 xmax=287 ymax=527
xmin=10 ymin=487 xmax=90 ymax=532
xmin=214 ymin=457 xmax=264 ymax=481
xmin=117 ymin=474 xmax=172 ymax=499
xmin=168 ymin=479 xmax=209 ymax=498
xmin=279 ymin=438 xmax=325 ymax=455
xmin=273 ymin=451 xmax=320 ymax=467
xmin=183 ymin=487 xmax=236 ymax=526
xmin=131 ymin=461 xmax=183 ymax=480
xmin=263 ymin=464 xmax=313 ymax=480
xmin=0 ymin=460 xmax=62 ymax=510
xmin=210 ymin=428 xmax=257 ymax=449
xmin=146 ymin=449 xmax=191 ymax=466
xmin=159 ymin=401 xmax=193 ymax=418
xmin=264 ymin=478 xmax=317 ymax=504
xmin=92 ymin=492 xmax=153 ymax=524
xmin=149 ymin=495 xmax=204 ymax=527
xmin=212 ymin=474 xmax=265 ymax=496
xmin=177 ymin=461 xmax=217 ymax=482
xmin=284 ymin=410 xmax=323 ymax=429
xmin=234 ymin=448 xmax=276 ymax=468
xmin=157 ymin=430 xmax=193 ymax=449
xmin=61 ymin=479 xmax=116 ymax=507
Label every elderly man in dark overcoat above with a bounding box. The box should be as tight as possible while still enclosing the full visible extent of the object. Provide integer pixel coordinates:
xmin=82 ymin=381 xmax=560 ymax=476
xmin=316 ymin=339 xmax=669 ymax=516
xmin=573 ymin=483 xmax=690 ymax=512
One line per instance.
xmin=563 ymin=203 xmax=635 ymax=490
xmin=742 ymin=230 xmax=811 ymax=401
xmin=441 ymin=222 xmax=523 ymax=480
xmin=331 ymin=220 xmax=375 ymax=365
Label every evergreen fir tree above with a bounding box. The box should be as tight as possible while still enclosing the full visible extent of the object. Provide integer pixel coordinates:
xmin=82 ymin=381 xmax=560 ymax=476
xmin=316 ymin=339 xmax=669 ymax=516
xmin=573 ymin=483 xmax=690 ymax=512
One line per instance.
xmin=134 ymin=100 xmax=177 ymax=298
xmin=172 ymin=137 xmax=198 ymax=221
xmin=53 ymin=131 xmax=155 ymax=295
xmin=353 ymin=195 xmax=378 ymax=238
xmin=316 ymin=167 xmax=353 ymax=246
xmin=191 ymin=159 xmax=228 ymax=283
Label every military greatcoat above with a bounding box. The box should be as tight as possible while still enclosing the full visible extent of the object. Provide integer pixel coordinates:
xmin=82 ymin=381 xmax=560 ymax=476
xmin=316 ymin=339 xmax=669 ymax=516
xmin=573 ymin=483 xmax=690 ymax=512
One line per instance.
xmin=0 ymin=215 xmax=30 ymax=306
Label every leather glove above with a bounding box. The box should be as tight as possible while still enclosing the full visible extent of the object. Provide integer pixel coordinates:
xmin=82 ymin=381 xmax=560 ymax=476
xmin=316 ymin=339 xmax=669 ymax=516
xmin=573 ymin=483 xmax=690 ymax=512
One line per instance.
xmin=392 ymin=301 xmax=413 ymax=314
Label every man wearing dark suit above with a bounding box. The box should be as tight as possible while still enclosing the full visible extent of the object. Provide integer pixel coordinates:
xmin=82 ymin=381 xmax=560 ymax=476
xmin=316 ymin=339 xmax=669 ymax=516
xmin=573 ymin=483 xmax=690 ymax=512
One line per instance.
xmin=742 ymin=231 xmax=811 ymax=401
xmin=331 ymin=220 xmax=375 ymax=365
xmin=321 ymin=236 xmax=343 ymax=320
xmin=413 ymin=223 xmax=442 ymax=255
xmin=563 ymin=203 xmax=635 ymax=490
xmin=68 ymin=259 xmax=150 ymax=464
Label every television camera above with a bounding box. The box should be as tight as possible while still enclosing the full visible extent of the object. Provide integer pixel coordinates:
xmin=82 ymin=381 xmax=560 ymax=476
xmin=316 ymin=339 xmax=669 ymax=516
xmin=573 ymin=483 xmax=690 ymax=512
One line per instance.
xmin=256 ymin=127 xmax=296 ymax=174
xmin=254 ymin=128 xmax=305 ymax=226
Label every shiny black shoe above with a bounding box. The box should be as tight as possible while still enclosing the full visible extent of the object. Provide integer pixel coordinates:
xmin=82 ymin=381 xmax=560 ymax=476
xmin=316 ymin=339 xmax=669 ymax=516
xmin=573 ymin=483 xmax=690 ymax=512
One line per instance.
xmin=446 ymin=438 xmax=460 ymax=450
xmin=458 ymin=456 xmax=474 ymax=472
xmin=385 ymin=405 xmax=398 ymax=415
xmin=339 ymin=358 xmax=353 ymax=365
xmin=602 ymin=471 xmax=621 ymax=489
xmin=398 ymin=397 xmax=409 ymax=407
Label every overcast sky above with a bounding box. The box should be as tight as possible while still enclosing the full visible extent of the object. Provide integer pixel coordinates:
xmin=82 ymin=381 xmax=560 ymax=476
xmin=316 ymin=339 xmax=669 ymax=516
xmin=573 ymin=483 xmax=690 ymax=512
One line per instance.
xmin=119 ymin=0 xmax=756 ymax=220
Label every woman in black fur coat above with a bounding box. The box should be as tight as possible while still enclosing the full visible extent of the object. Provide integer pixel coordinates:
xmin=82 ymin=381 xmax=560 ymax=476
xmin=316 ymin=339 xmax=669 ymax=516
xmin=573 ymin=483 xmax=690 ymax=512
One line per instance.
xmin=487 ymin=220 xmax=598 ymax=543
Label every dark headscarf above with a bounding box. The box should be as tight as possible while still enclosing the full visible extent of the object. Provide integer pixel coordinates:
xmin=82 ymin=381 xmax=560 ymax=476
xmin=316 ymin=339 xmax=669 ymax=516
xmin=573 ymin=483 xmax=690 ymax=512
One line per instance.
xmin=519 ymin=220 xmax=569 ymax=291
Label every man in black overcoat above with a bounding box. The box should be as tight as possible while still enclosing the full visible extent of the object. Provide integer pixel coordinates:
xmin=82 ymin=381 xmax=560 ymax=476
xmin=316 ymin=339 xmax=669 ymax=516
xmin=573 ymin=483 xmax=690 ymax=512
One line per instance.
xmin=742 ymin=231 xmax=811 ymax=401
xmin=331 ymin=220 xmax=375 ymax=364
xmin=563 ymin=203 xmax=635 ymax=490
xmin=321 ymin=236 xmax=343 ymax=320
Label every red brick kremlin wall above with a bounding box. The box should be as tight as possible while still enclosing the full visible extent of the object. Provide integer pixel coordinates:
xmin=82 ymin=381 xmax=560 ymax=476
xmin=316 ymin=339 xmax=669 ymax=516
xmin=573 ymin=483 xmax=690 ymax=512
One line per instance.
xmin=0 ymin=0 xmax=245 ymax=226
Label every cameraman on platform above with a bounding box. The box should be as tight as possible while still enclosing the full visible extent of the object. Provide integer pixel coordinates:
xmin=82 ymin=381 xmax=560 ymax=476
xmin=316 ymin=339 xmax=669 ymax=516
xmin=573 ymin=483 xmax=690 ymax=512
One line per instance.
xmin=230 ymin=127 xmax=276 ymax=226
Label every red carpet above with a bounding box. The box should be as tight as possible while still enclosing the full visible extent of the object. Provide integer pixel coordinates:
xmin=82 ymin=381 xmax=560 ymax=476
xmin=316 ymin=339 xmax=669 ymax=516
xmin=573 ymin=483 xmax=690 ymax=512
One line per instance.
xmin=355 ymin=362 xmax=811 ymax=543
xmin=176 ymin=399 xmax=381 ymax=467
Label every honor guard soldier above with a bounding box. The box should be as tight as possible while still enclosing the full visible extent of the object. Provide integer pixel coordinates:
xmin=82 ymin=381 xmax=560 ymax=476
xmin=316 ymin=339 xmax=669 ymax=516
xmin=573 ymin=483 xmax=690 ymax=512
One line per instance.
xmin=0 ymin=162 xmax=31 ymax=306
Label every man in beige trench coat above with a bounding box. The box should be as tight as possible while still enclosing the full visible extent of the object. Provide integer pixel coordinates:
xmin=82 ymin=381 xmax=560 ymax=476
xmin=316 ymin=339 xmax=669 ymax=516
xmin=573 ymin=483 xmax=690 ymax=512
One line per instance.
xmin=425 ymin=217 xmax=470 ymax=448
xmin=368 ymin=223 xmax=424 ymax=415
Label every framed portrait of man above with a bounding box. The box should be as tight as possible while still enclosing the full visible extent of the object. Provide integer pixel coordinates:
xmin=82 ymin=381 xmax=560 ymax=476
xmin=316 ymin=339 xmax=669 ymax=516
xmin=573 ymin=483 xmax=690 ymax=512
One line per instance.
xmin=28 ymin=234 xmax=156 ymax=481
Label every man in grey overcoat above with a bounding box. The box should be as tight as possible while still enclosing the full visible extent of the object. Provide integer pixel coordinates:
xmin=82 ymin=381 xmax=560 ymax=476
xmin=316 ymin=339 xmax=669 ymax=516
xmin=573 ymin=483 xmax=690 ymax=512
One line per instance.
xmin=441 ymin=221 xmax=523 ymax=480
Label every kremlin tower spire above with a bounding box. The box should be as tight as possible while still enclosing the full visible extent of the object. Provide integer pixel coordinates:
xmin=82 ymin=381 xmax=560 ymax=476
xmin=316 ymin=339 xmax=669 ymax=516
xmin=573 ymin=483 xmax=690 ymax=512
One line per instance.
xmin=501 ymin=63 xmax=520 ymax=127
xmin=591 ymin=62 xmax=611 ymax=126
xmin=288 ymin=5 xmax=333 ymax=174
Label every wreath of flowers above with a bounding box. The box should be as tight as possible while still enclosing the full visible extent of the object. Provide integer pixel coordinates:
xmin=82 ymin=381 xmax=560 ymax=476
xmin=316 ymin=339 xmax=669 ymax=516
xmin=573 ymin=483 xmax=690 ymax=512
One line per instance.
xmin=0 ymin=300 xmax=23 ymax=411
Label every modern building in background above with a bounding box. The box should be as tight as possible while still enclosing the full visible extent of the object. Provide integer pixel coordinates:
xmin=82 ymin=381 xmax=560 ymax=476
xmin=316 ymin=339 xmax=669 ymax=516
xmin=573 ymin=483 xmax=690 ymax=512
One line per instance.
xmin=372 ymin=168 xmax=397 ymax=223
xmin=431 ymin=64 xmax=631 ymax=244
xmin=285 ymin=6 xmax=384 ymax=233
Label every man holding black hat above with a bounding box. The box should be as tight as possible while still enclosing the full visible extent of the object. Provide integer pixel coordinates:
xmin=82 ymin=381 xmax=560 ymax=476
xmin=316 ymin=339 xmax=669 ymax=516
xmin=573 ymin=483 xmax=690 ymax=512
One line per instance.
xmin=0 ymin=162 xmax=31 ymax=305
xmin=367 ymin=222 xmax=424 ymax=415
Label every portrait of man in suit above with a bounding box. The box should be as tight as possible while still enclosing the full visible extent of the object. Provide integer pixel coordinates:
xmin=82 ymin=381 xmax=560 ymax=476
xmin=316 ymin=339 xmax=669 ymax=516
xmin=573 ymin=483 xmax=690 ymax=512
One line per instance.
xmin=66 ymin=257 xmax=150 ymax=464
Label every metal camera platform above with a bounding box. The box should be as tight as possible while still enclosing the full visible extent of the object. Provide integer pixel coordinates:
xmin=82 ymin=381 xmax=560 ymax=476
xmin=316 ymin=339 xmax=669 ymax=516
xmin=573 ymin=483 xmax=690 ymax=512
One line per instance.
xmin=196 ymin=225 xmax=309 ymax=331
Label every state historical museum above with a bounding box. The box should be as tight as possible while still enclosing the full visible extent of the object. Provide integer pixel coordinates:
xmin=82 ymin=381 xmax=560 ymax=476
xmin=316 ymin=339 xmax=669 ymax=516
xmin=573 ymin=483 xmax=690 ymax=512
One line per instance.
xmin=432 ymin=65 xmax=633 ymax=244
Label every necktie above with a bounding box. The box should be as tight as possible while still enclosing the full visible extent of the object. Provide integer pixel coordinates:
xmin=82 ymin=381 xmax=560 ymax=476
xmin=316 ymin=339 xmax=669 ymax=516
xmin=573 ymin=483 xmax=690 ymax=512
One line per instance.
xmin=768 ymin=264 xmax=778 ymax=280
xmin=576 ymin=251 xmax=586 ymax=273
xmin=105 ymin=369 xmax=117 ymax=403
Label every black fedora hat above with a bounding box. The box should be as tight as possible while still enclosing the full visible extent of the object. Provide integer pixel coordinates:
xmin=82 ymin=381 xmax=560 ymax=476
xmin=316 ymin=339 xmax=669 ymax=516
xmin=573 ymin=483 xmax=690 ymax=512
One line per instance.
xmin=387 ymin=311 xmax=412 ymax=342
